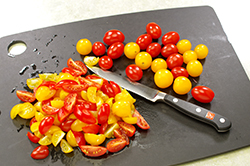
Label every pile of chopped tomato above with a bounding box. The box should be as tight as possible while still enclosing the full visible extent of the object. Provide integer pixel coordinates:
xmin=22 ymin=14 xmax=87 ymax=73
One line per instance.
xmin=10 ymin=58 xmax=150 ymax=159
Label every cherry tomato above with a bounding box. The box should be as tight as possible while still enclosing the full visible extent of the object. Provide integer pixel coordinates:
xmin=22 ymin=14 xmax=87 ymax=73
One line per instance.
xmin=186 ymin=60 xmax=203 ymax=77
xmin=39 ymin=116 xmax=54 ymax=135
xmin=173 ymin=76 xmax=192 ymax=95
xmin=154 ymin=69 xmax=173 ymax=89
xmin=64 ymin=93 xmax=77 ymax=113
xmin=183 ymin=50 xmax=197 ymax=64
xmin=27 ymin=131 xmax=40 ymax=143
xmin=106 ymin=138 xmax=127 ymax=153
xmin=171 ymin=67 xmax=189 ymax=78
xmin=136 ymin=34 xmax=152 ymax=50
xmin=113 ymin=128 xmax=130 ymax=145
xmin=16 ymin=90 xmax=36 ymax=103
xmin=161 ymin=44 xmax=178 ymax=58
xmin=99 ymin=122 xmax=109 ymax=134
xmin=84 ymin=56 xmax=100 ymax=66
xmin=18 ymin=102 xmax=36 ymax=119
xmin=109 ymin=81 xmax=121 ymax=95
xmin=98 ymin=56 xmax=113 ymax=70
xmin=42 ymin=105 xmax=60 ymax=115
xmin=97 ymin=103 xmax=110 ymax=124
xmin=74 ymin=105 xmax=97 ymax=124
xmin=62 ymin=84 xmax=87 ymax=93
xmin=31 ymin=145 xmax=49 ymax=160
xmin=146 ymin=42 xmax=161 ymax=58
xmin=107 ymin=42 xmax=124 ymax=59
xmin=151 ymin=58 xmax=167 ymax=73
xmin=194 ymin=44 xmax=209 ymax=59
xmin=30 ymin=117 xmax=37 ymax=127
xmin=176 ymin=39 xmax=192 ymax=54
xmin=125 ymin=64 xmax=143 ymax=81
xmin=117 ymin=121 xmax=136 ymax=137
xmin=112 ymin=101 xmax=131 ymax=118
xmin=77 ymin=100 xmax=97 ymax=111
xmin=62 ymin=67 xmax=83 ymax=77
xmin=72 ymin=131 xmax=86 ymax=146
xmin=92 ymin=41 xmax=106 ymax=56
xmin=124 ymin=42 xmax=140 ymax=59
xmin=67 ymin=58 xmax=87 ymax=76
xmin=55 ymin=80 xmax=78 ymax=89
xmin=78 ymin=77 xmax=102 ymax=90
xmin=80 ymin=145 xmax=107 ymax=157
xmin=146 ymin=22 xmax=162 ymax=39
xmin=76 ymin=38 xmax=92 ymax=55
xmin=132 ymin=109 xmax=150 ymax=130
xmin=57 ymin=107 xmax=70 ymax=123
xmin=103 ymin=29 xmax=125 ymax=46
xmin=101 ymin=81 xmax=115 ymax=98
xmin=59 ymin=119 xmax=75 ymax=132
xmin=162 ymin=31 xmax=180 ymax=45
xmin=166 ymin=53 xmax=183 ymax=70
xmin=135 ymin=52 xmax=152 ymax=70
xmin=191 ymin=86 xmax=215 ymax=103
xmin=82 ymin=124 xmax=100 ymax=134
xmin=84 ymin=133 xmax=106 ymax=145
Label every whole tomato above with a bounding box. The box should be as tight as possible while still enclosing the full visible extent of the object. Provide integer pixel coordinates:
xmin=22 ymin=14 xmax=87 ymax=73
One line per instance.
xmin=103 ymin=29 xmax=125 ymax=45
xmin=146 ymin=42 xmax=161 ymax=58
xmin=107 ymin=42 xmax=124 ymax=59
xmin=125 ymin=64 xmax=143 ymax=81
xmin=171 ymin=67 xmax=189 ymax=78
xmin=146 ymin=22 xmax=162 ymax=39
xmin=92 ymin=42 xmax=106 ymax=56
xmin=191 ymin=86 xmax=215 ymax=103
xmin=98 ymin=56 xmax=113 ymax=70
xmin=161 ymin=44 xmax=178 ymax=58
xmin=166 ymin=53 xmax=183 ymax=70
xmin=31 ymin=145 xmax=49 ymax=160
xmin=136 ymin=34 xmax=152 ymax=50
xmin=162 ymin=31 xmax=180 ymax=45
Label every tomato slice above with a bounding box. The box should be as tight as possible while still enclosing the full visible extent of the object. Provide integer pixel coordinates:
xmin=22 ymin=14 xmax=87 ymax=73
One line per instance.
xmin=76 ymin=100 xmax=97 ymax=111
xmin=78 ymin=77 xmax=102 ymax=90
xmin=109 ymin=81 xmax=121 ymax=95
xmin=73 ymin=105 xmax=97 ymax=124
xmin=39 ymin=116 xmax=54 ymax=135
xmin=97 ymin=103 xmax=110 ymax=124
xmin=59 ymin=119 xmax=75 ymax=132
xmin=106 ymin=138 xmax=127 ymax=153
xmin=55 ymin=79 xmax=79 ymax=89
xmin=64 ymin=93 xmax=77 ymax=113
xmin=72 ymin=131 xmax=86 ymax=146
xmin=62 ymin=84 xmax=87 ymax=93
xmin=113 ymin=128 xmax=130 ymax=145
xmin=42 ymin=105 xmax=60 ymax=115
xmin=82 ymin=124 xmax=100 ymax=134
xmin=99 ymin=122 xmax=108 ymax=134
xmin=62 ymin=67 xmax=83 ymax=77
xmin=117 ymin=121 xmax=136 ymax=137
xmin=16 ymin=90 xmax=36 ymax=103
xmin=30 ymin=117 xmax=37 ymax=127
xmin=57 ymin=107 xmax=70 ymax=123
xmin=27 ymin=131 xmax=40 ymax=144
xmin=132 ymin=109 xmax=150 ymax=130
xmin=67 ymin=58 xmax=87 ymax=75
xmin=80 ymin=145 xmax=107 ymax=157
xmin=101 ymin=81 xmax=115 ymax=98
xmin=31 ymin=145 xmax=49 ymax=160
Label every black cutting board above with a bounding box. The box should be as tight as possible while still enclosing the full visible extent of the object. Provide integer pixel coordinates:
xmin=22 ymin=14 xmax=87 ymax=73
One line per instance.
xmin=0 ymin=6 xmax=250 ymax=166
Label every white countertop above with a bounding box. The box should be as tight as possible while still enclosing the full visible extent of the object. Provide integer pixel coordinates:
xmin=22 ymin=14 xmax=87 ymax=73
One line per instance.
xmin=1 ymin=0 xmax=250 ymax=165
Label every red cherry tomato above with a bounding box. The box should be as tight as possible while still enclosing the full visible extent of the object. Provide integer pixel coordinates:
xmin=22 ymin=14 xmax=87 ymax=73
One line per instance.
xmin=74 ymin=105 xmax=97 ymax=124
xmin=107 ymin=42 xmax=124 ymax=59
xmin=92 ymin=41 xmax=106 ymax=56
xmin=171 ymin=67 xmax=189 ymax=79
xmin=42 ymin=105 xmax=60 ymax=115
xmin=191 ymin=86 xmax=215 ymax=103
xmin=136 ymin=34 xmax=152 ymax=50
xmin=39 ymin=116 xmax=54 ymax=135
xmin=59 ymin=119 xmax=75 ymax=132
xmin=16 ymin=90 xmax=36 ymax=103
xmin=146 ymin=42 xmax=161 ymax=58
xmin=161 ymin=44 xmax=178 ymax=58
xmin=109 ymin=81 xmax=121 ymax=95
xmin=125 ymin=64 xmax=143 ymax=81
xmin=98 ymin=56 xmax=113 ymax=70
xmin=146 ymin=22 xmax=162 ymax=39
xmin=162 ymin=31 xmax=180 ymax=45
xmin=55 ymin=80 xmax=78 ymax=89
xmin=103 ymin=29 xmax=125 ymax=45
xmin=31 ymin=145 xmax=49 ymax=160
xmin=67 ymin=58 xmax=87 ymax=76
xmin=58 ymin=107 xmax=70 ymax=123
xmin=97 ymin=103 xmax=110 ymax=124
xmin=166 ymin=53 xmax=183 ymax=70
xmin=106 ymin=138 xmax=127 ymax=153
xmin=72 ymin=131 xmax=86 ymax=146
xmin=99 ymin=122 xmax=108 ymax=134
xmin=64 ymin=93 xmax=77 ymax=113
xmin=27 ymin=131 xmax=40 ymax=144
xmin=117 ymin=121 xmax=136 ymax=137
xmin=80 ymin=145 xmax=107 ymax=157
xmin=82 ymin=124 xmax=100 ymax=134
xmin=132 ymin=109 xmax=150 ymax=130
xmin=76 ymin=100 xmax=97 ymax=111
xmin=114 ymin=128 xmax=130 ymax=145
xmin=62 ymin=84 xmax=87 ymax=93
xmin=101 ymin=80 xmax=115 ymax=98
xmin=30 ymin=117 xmax=37 ymax=127
xmin=62 ymin=67 xmax=83 ymax=77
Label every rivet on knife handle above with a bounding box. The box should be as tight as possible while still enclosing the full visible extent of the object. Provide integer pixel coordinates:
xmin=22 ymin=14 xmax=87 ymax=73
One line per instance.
xmin=162 ymin=93 xmax=232 ymax=132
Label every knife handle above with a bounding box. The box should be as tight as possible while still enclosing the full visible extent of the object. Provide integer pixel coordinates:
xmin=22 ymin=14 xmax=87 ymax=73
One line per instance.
xmin=163 ymin=94 xmax=232 ymax=132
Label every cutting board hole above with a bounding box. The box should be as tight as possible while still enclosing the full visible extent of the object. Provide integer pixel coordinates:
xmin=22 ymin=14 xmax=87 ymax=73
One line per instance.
xmin=8 ymin=40 xmax=27 ymax=58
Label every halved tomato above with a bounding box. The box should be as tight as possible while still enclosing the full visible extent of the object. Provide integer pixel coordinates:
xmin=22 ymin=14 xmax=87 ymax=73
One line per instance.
xmin=55 ymin=79 xmax=79 ymax=89
xmin=62 ymin=84 xmax=87 ymax=93
xmin=57 ymin=107 xmax=70 ymax=123
xmin=67 ymin=58 xmax=87 ymax=75
xmin=132 ymin=109 xmax=150 ymax=129
xmin=80 ymin=145 xmax=107 ymax=157
xmin=106 ymin=138 xmax=127 ymax=153
xmin=64 ymin=93 xmax=77 ymax=113
xmin=16 ymin=90 xmax=36 ymax=103
xmin=27 ymin=131 xmax=40 ymax=143
xmin=73 ymin=105 xmax=97 ymax=124
xmin=72 ymin=131 xmax=86 ymax=146
xmin=42 ymin=105 xmax=60 ymax=115
xmin=39 ymin=116 xmax=54 ymax=135
xmin=117 ymin=121 xmax=136 ymax=137
xmin=82 ymin=124 xmax=100 ymax=134
xmin=62 ymin=67 xmax=83 ymax=77
xmin=113 ymin=128 xmax=130 ymax=145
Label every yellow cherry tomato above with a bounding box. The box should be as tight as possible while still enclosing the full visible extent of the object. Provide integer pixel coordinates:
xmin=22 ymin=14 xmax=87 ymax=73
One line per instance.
xmin=112 ymin=100 xmax=132 ymax=118
xmin=135 ymin=52 xmax=152 ymax=70
xmin=39 ymin=73 xmax=57 ymax=81
xmin=35 ymin=111 xmax=45 ymax=122
xmin=59 ymin=89 xmax=70 ymax=100
xmin=173 ymin=76 xmax=192 ymax=95
xmin=104 ymin=123 xmax=120 ymax=138
xmin=76 ymin=38 xmax=92 ymax=55
xmin=30 ymin=122 xmax=40 ymax=133
xmin=80 ymin=90 xmax=88 ymax=100
xmin=60 ymin=139 xmax=73 ymax=153
xmin=71 ymin=119 xmax=87 ymax=132
xmin=115 ymin=89 xmax=136 ymax=104
xmin=26 ymin=77 xmax=43 ymax=90
xmin=38 ymin=134 xmax=52 ymax=146
xmin=122 ymin=116 xmax=138 ymax=124
xmin=176 ymin=39 xmax=192 ymax=54
xmin=84 ymin=133 xmax=106 ymax=146
xmin=108 ymin=113 xmax=120 ymax=124
xmin=154 ymin=69 xmax=173 ymax=88
xmin=194 ymin=44 xmax=209 ymax=59
xmin=183 ymin=50 xmax=197 ymax=64
xmin=45 ymin=125 xmax=61 ymax=135
xmin=52 ymin=130 xmax=65 ymax=147
xmin=50 ymin=98 xmax=64 ymax=109
xmin=151 ymin=58 xmax=167 ymax=73
xmin=35 ymin=86 xmax=56 ymax=102
xmin=124 ymin=42 xmax=140 ymax=59
xmin=87 ymin=87 xmax=97 ymax=103
xmin=18 ymin=102 xmax=36 ymax=119
xmin=84 ymin=56 xmax=99 ymax=66
xmin=66 ymin=130 xmax=78 ymax=147
xmin=186 ymin=60 xmax=203 ymax=77
xmin=10 ymin=103 xmax=23 ymax=119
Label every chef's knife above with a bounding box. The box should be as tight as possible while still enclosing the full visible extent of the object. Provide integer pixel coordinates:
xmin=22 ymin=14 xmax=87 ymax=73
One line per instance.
xmin=87 ymin=66 xmax=232 ymax=132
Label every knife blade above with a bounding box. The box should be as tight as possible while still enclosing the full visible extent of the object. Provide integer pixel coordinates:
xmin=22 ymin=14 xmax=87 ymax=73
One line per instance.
xmin=87 ymin=65 xmax=232 ymax=132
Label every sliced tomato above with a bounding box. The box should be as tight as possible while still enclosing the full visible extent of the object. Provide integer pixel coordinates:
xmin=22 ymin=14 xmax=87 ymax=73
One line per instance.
xmin=72 ymin=131 xmax=86 ymax=146
xmin=62 ymin=84 xmax=87 ymax=93
xmin=27 ymin=131 xmax=40 ymax=143
xmin=78 ymin=77 xmax=102 ymax=90
xmin=82 ymin=124 xmax=100 ymax=134
xmin=30 ymin=117 xmax=37 ymax=127
xmin=67 ymin=58 xmax=87 ymax=75
xmin=73 ymin=105 xmax=97 ymax=124
xmin=39 ymin=116 xmax=54 ymax=135
xmin=106 ymin=138 xmax=127 ymax=153
xmin=55 ymin=79 xmax=79 ymax=89
xmin=79 ymin=145 xmax=107 ymax=157
xmin=36 ymin=81 xmax=56 ymax=90
xmin=132 ymin=109 xmax=150 ymax=130
xmin=113 ymin=128 xmax=130 ymax=145
xmin=101 ymin=81 xmax=115 ymax=98
xmin=16 ymin=90 xmax=36 ymax=103
xmin=76 ymin=100 xmax=97 ymax=111
xmin=31 ymin=145 xmax=49 ymax=160
xmin=42 ymin=105 xmax=60 ymax=115
xmin=62 ymin=67 xmax=83 ymax=77
xmin=58 ymin=107 xmax=71 ymax=123
xmin=97 ymin=103 xmax=110 ymax=124
xmin=117 ymin=121 xmax=136 ymax=137
xmin=85 ymin=75 xmax=101 ymax=79
xmin=64 ymin=93 xmax=77 ymax=113
xmin=99 ymin=122 xmax=108 ymax=134
xmin=109 ymin=81 xmax=121 ymax=96
xmin=59 ymin=119 xmax=75 ymax=132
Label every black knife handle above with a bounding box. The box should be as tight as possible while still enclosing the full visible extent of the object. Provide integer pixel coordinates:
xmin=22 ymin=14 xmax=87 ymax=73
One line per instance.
xmin=163 ymin=94 xmax=232 ymax=132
